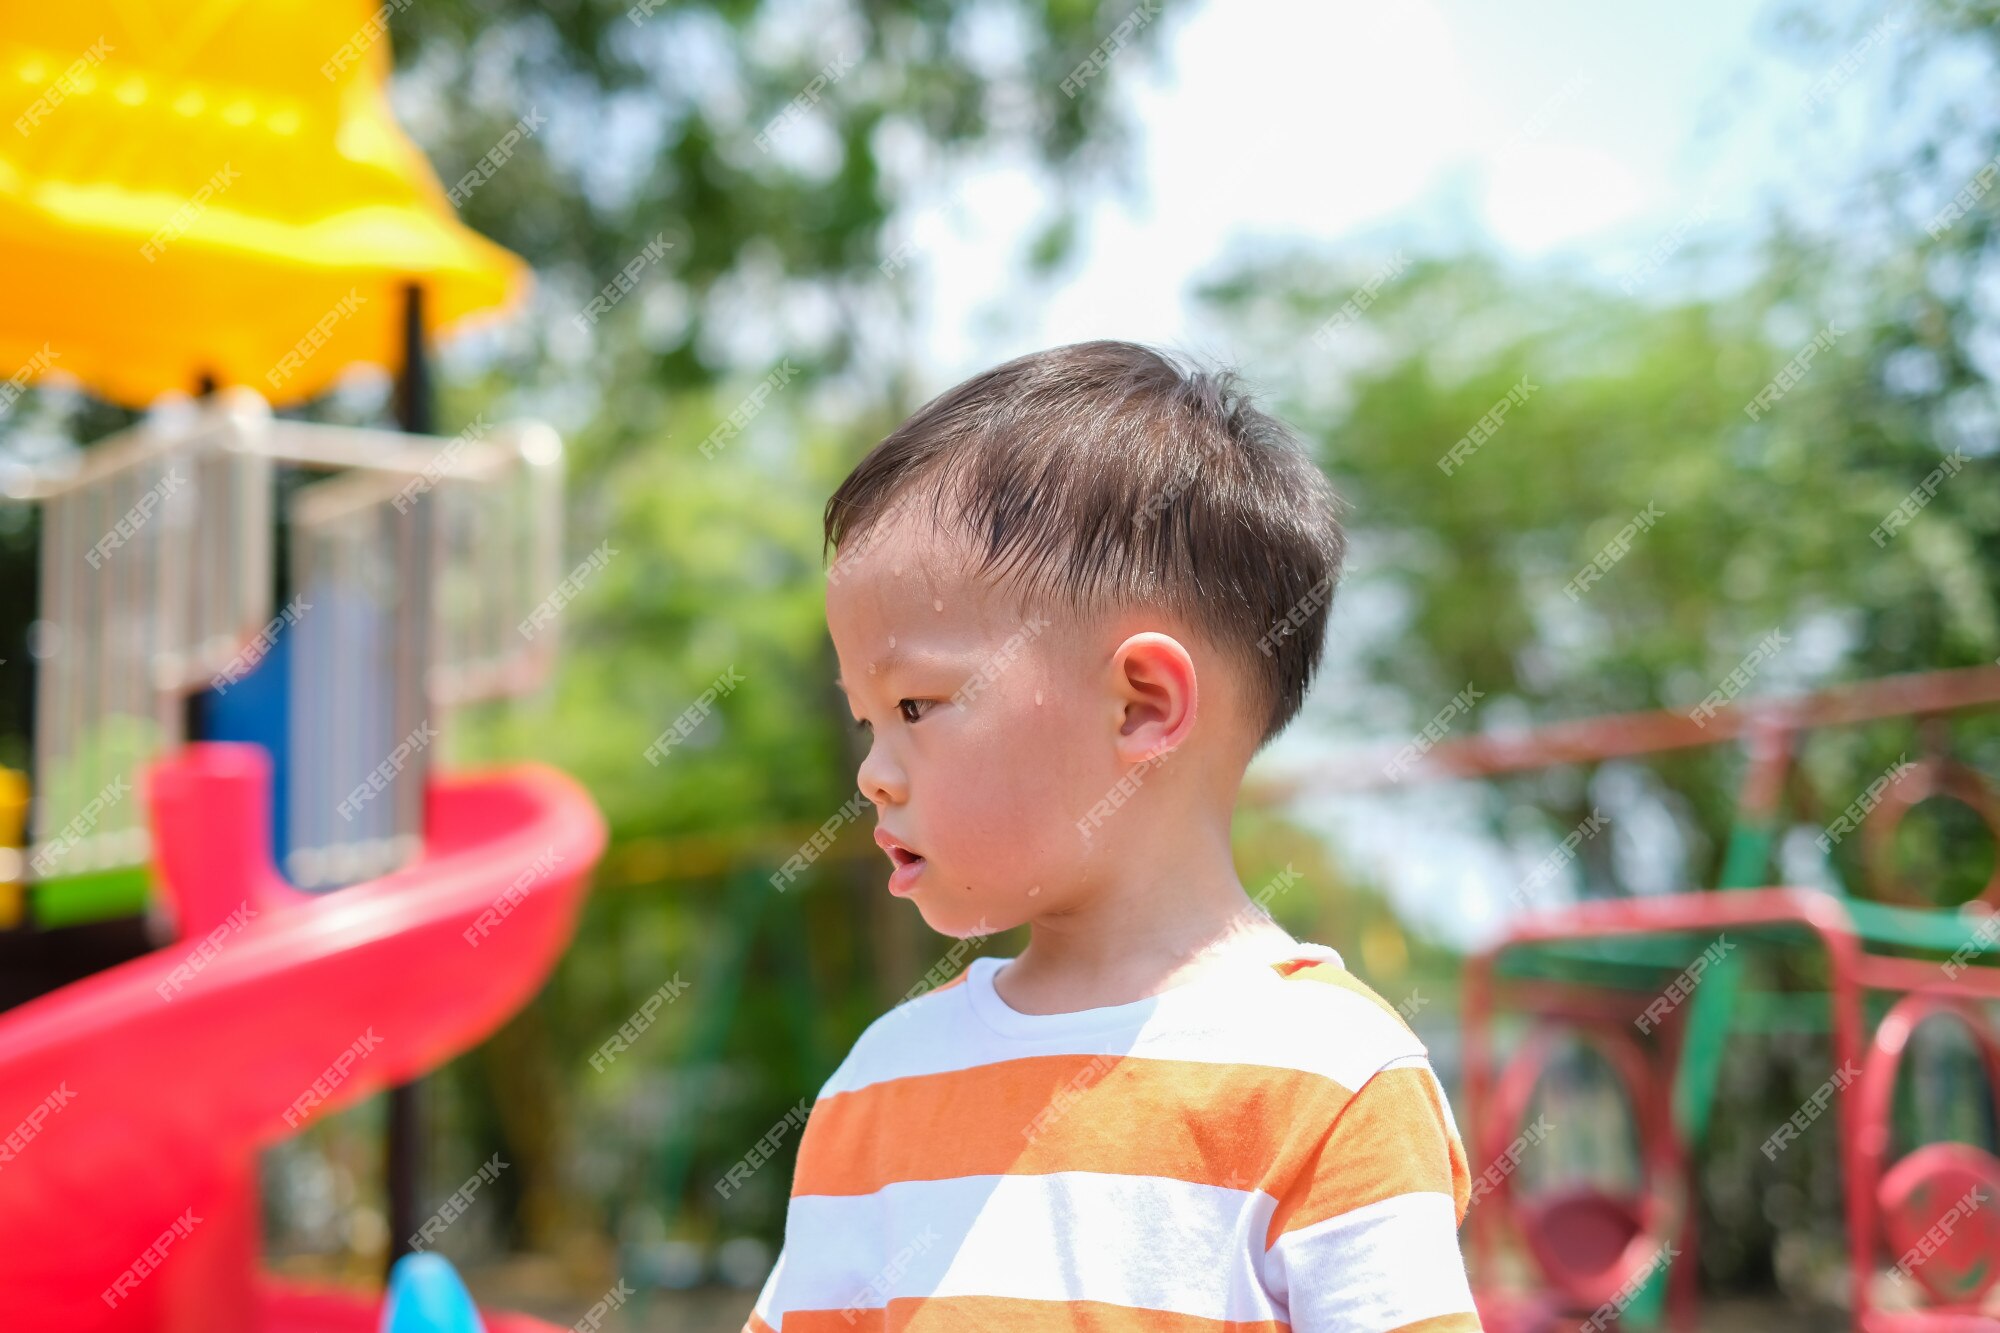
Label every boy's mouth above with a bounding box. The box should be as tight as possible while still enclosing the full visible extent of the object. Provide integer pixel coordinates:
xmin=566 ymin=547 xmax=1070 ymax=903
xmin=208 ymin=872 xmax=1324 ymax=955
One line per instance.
xmin=875 ymin=828 xmax=926 ymax=870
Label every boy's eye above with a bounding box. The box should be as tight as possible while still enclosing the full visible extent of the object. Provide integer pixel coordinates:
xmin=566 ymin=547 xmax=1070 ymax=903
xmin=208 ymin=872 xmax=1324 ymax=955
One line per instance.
xmin=853 ymin=699 xmax=930 ymax=731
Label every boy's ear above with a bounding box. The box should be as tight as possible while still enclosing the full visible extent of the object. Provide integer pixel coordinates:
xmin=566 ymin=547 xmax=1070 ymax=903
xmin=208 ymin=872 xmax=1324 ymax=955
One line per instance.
xmin=1107 ymin=632 xmax=1198 ymax=763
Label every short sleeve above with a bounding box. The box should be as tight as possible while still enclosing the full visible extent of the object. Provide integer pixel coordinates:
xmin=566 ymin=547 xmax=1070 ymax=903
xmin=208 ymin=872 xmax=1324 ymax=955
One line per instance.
xmin=1260 ymin=1054 xmax=1483 ymax=1332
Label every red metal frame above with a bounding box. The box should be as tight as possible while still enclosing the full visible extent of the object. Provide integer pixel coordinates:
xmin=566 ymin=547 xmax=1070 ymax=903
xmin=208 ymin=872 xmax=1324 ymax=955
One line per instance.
xmin=1465 ymin=891 xmax=1866 ymax=1327
xmin=1854 ymin=993 xmax=2000 ymax=1326
xmin=1251 ymin=665 xmax=2000 ymax=1328
xmin=1464 ymin=887 xmax=2000 ymax=1329
xmin=1244 ymin=664 xmax=2000 ymax=799
xmin=1476 ymin=1017 xmax=1686 ymax=1312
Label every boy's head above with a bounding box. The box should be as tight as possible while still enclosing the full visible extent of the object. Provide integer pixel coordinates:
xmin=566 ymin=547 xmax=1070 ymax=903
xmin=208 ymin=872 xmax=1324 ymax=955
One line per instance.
xmin=823 ymin=340 xmax=1345 ymax=937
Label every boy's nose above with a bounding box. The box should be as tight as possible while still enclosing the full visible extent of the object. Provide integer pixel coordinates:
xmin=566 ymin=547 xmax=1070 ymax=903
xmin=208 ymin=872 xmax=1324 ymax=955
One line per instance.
xmin=856 ymin=743 xmax=906 ymax=807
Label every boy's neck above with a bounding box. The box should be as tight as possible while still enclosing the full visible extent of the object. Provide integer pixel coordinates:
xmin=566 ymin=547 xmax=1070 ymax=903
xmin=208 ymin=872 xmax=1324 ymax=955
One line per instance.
xmin=992 ymin=831 xmax=1303 ymax=1015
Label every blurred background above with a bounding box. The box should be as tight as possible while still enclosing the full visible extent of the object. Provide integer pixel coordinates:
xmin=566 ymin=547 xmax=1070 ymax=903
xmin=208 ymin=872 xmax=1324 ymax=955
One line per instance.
xmin=1 ymin=0 xmax=1997 ymax=1330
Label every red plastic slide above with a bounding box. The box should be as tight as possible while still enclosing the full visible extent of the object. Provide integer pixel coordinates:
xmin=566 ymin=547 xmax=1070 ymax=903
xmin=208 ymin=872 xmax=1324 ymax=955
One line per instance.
xmin=0 ymin=743 xmax=606 ymax=1332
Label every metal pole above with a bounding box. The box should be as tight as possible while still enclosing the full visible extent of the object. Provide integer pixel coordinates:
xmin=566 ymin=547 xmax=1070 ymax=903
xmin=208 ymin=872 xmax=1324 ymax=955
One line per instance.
xmin=387 ymin=283 xmax=430 ymax=1275
xmin=183 ymin=372 xmax=218 ymax=745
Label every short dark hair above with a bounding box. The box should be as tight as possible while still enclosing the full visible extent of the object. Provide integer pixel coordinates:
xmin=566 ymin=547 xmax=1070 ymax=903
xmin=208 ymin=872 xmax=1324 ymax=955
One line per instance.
xmin=823 ymin=340 xmax=1346 ymax=751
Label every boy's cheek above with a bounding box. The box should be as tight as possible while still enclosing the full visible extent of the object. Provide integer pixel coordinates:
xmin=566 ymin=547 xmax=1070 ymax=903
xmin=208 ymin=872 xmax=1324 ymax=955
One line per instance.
xmin=936 ymin=709 xmax=1106 ymax=854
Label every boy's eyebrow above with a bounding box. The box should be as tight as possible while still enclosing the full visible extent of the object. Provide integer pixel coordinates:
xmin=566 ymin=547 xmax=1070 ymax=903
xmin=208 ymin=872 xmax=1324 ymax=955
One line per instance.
xmin=833 ymin=645 xmax=909 ymax=694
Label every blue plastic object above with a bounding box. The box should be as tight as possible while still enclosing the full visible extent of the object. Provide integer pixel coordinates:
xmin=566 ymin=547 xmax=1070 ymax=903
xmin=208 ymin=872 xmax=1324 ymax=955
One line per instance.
xmin=381 ymin=1253 xmax=489 ymax=1333
xmin=193 ymin=624 xmax=293 ymax=873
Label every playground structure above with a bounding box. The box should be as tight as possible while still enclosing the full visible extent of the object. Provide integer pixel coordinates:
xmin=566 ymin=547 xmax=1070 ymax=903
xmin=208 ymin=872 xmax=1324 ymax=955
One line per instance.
xmin=13 ymin=394 xmax=563 ymax=914
xmin=1251 ymin=667 xmax=2000 ymax=1331
xmin=0 ymin=2 xmax=607 ymax=1329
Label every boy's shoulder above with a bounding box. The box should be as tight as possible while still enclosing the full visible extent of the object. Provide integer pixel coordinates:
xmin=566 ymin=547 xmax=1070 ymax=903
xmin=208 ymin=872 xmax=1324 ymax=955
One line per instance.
xmin=1257 ymin=946 xmax=1435 ymax=1089
xmin=1269 ymin=949 xmax=1427 ymax=1036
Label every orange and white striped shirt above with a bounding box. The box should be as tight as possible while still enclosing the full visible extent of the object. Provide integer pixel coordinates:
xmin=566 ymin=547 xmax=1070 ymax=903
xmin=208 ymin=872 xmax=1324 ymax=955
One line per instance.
xmin=743 ymin=940 xmax=1480 ymax=1333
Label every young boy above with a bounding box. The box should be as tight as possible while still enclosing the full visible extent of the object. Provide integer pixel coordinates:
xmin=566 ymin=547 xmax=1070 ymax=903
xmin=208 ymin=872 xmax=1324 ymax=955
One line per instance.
xmin=744 ymin=340 xmax=1480 ymax=1331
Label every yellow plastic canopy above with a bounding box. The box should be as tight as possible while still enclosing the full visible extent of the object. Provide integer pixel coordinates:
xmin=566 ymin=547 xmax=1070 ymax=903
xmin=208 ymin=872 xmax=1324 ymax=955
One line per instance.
xmin=0 ymin=0 xmax=530 ymax=409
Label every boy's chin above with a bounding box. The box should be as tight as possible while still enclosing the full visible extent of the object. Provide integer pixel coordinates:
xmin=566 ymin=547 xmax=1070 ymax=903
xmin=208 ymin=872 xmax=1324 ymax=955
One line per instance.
xmin=911 ymin=893 xmax=1012 ymax=941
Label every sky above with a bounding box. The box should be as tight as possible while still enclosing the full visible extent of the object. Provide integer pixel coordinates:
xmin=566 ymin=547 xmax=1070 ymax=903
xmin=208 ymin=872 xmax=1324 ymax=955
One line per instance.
xmin=878 ymin=0 xmax=1902 ymax=951
xmin=903 ymin=0 xmax=1846 ymax=378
